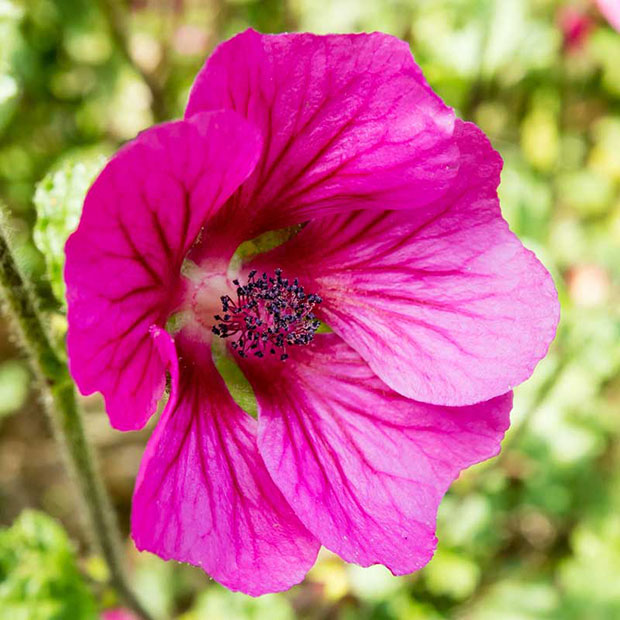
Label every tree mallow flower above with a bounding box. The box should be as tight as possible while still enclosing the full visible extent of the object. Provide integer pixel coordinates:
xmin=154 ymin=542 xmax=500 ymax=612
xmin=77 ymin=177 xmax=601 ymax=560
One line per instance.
xmin=65 ymin=30 xmax=559 ymax=595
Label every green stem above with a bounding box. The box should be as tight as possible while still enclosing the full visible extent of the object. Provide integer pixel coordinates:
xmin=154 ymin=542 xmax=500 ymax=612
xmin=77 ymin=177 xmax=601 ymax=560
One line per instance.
xmin=0 ymin=214 xmax=154 ymax=620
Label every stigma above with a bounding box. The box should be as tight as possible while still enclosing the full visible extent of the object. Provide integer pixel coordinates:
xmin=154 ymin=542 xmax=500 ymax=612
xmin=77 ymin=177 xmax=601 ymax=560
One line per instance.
xmin=212 ymin=269 xmax=322 ymax=361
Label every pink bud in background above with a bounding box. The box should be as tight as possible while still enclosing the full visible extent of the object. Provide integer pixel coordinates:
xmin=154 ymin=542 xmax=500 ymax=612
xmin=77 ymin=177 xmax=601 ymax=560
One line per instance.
xmin=558 ymin=6 xmax=594 ymax=52
xmin=101 ymin=609 xmax=139 ymax=620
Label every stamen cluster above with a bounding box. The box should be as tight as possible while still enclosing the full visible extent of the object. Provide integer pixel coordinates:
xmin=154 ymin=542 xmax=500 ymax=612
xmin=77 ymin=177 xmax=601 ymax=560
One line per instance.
xmin=212 ymin=269 xmax=322 ymax=361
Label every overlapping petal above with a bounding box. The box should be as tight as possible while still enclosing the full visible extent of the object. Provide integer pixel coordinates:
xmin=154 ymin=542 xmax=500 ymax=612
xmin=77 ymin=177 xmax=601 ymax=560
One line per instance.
xmin=251 ymin=121 xmax=559 ymax=406
xmin=185 ymin=29 xmax=458 ymax=239
xmin=132 ymin=330 xmax=319 ymax=595
xmin=65 ymin=111 xmax=262 ymax=430
xmin=240 ymin=334 xmax=511 ymax=574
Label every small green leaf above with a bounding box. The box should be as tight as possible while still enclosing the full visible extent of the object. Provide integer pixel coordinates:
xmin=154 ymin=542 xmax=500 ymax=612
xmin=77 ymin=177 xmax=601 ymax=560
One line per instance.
xmin=0 ymin=360 xmax=29 ymax=419
xmin=0 ymin=510 xmax=98 ymax=619
xmin=33 ymin=156 xmax=106 ymax=305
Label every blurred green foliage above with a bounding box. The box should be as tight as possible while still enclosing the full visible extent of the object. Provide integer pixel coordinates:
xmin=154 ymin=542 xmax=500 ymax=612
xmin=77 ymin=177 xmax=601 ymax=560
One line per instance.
xmin=0 ymin=510 xmax=97 ymax=619
xmin=0 ymin=0 xmax=619 ymax=619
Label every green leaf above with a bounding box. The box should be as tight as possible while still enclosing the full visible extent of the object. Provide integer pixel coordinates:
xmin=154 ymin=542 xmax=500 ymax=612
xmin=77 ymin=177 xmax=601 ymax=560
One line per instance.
xmin=33 ymin=156 xmax=105 ymax=305
xmin=0 ymin=510 xmax=97 ymax=619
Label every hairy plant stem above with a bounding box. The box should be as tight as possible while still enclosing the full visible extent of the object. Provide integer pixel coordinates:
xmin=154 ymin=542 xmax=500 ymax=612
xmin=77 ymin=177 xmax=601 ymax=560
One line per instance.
xmin=0 ymin=217 xmax=154 ymax=620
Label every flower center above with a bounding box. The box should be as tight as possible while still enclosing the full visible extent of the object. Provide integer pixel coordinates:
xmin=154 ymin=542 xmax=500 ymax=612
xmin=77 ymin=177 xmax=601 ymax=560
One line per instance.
xmin=212 ymin=269 xmax=322 ymax=361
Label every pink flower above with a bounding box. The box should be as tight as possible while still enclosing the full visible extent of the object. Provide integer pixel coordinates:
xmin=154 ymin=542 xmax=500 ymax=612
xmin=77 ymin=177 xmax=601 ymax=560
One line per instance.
xmin=101 ymin=609 xmax=139 ymax=620
xmin=557 ymin=6 xmax=594 ymax=52
xmin=596 ymin=0 xmax=620 ymax=31
xmin=65 ymin=30 xmax=559 ymax=595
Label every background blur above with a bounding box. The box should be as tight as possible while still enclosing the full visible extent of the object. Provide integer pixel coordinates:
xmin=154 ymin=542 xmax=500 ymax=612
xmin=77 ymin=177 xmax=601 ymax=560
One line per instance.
xmin=1 ymin=0 xmax=619 ymax=618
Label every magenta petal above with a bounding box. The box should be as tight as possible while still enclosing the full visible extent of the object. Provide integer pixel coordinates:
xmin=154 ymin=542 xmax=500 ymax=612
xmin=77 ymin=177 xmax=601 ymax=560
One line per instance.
xmin=186 ymin=29 xmax=458 ymax=234
xmin=131 ymin=334 xmax=319 ymax=596
xmin=251 ymin=120 xmax=560 ymax=406
xmin=65 ymin=111 xmax=261 ymax=430
xmin=242 ymin=335 xmax=511 ymax=574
